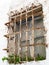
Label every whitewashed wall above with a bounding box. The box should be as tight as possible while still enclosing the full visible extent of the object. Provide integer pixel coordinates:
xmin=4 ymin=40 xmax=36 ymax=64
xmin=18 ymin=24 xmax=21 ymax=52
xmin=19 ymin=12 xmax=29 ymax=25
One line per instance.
xmin=0 ymin=0 xmax=49 ymax=65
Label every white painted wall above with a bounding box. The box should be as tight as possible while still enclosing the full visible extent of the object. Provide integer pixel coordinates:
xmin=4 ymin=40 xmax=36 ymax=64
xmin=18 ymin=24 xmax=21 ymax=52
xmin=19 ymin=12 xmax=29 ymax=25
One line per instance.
xmin=0 ymin=0 xmax=49 ymax=65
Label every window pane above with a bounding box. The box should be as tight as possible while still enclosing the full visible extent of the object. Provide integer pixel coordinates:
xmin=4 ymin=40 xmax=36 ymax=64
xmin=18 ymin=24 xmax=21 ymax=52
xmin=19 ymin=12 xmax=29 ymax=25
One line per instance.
xmin=16 ymin=22 xmax=20 ymax=32
xmin=27 ymin=17 xmax=32 ymax=30
xmin=21 ymin=19 xmax=26 ymax=32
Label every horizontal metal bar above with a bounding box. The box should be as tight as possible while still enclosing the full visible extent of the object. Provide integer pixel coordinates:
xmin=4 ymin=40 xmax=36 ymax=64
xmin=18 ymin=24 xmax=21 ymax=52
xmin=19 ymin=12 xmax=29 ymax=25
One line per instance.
xmin=5 ymin=6 xmax=42 ymax=25
xmin=10 ymin=5 xmax=42 ymax=18
xmin=4 ymin=27 xmax=45 ymax=38
xmin=20 ymin=43 xmax=47 ymax=47
xmin=3 ymin=43 xmax=48 ymax=51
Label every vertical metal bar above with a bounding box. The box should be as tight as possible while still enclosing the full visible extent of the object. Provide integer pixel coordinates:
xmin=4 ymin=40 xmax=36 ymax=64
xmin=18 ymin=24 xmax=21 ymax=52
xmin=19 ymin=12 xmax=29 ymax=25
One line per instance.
xmin=26 ymin=9 xmax=28 ymax=61
xmin=14 ymin=35 xmax=16 ymax=65
xmin=14 ymin=17 xmax=16 ymax=64
xmin=31 ymin=7 xmax=35 ymax=60
xmin=19 ymin=13 xmax=22 ymax=62
xmin=7 ymin=24 xmax=10 ymax=43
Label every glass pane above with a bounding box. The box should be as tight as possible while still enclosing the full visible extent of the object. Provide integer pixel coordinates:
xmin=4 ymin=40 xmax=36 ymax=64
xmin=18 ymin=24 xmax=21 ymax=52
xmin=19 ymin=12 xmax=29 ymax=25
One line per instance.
xmin=34 ymin=36 xmax=45 ymax=44
xmin=27 ymin=31 xmax=34 ymax=58
xmin=20 ymin=32 xmax=26 ymax=59
xmin=27 ymin=17 xmax=32 ymax=30
xmin=21 ymin=19 xmax=26 ymax=32
xmin=15 ymin=34 xmax=19 ymax=55
xmin=16 ymin=22 xmax=20 ymax=32
xmin=21 ymin=32 xmax=26 ymax=43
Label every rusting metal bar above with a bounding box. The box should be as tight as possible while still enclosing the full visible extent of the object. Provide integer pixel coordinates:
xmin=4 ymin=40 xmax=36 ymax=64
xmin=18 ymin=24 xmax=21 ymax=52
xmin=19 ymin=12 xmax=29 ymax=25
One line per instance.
xmin=25 ymin=9 xmax=28 ymax=61
xmin=4 ymin=26 xmax=45 ymax=38
xmin=20 ymin=43 xmax=47 ymax=47
xmin=19 ymin=12 xmax=23 ymax=62
xmin=5 ymin=14 xmax=43 ymax=26
xmin=31 ymin=7 xmax=35 ymax=60
xmin=5 ymin=5 xmax=42 ymax=26
xmin=14 ymin=17 xmax=17 ymax=64
xmin=3 ymin=43 xmax=48 ymax=52
xmin=10 ymin=5 xmax=42 ymax=18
